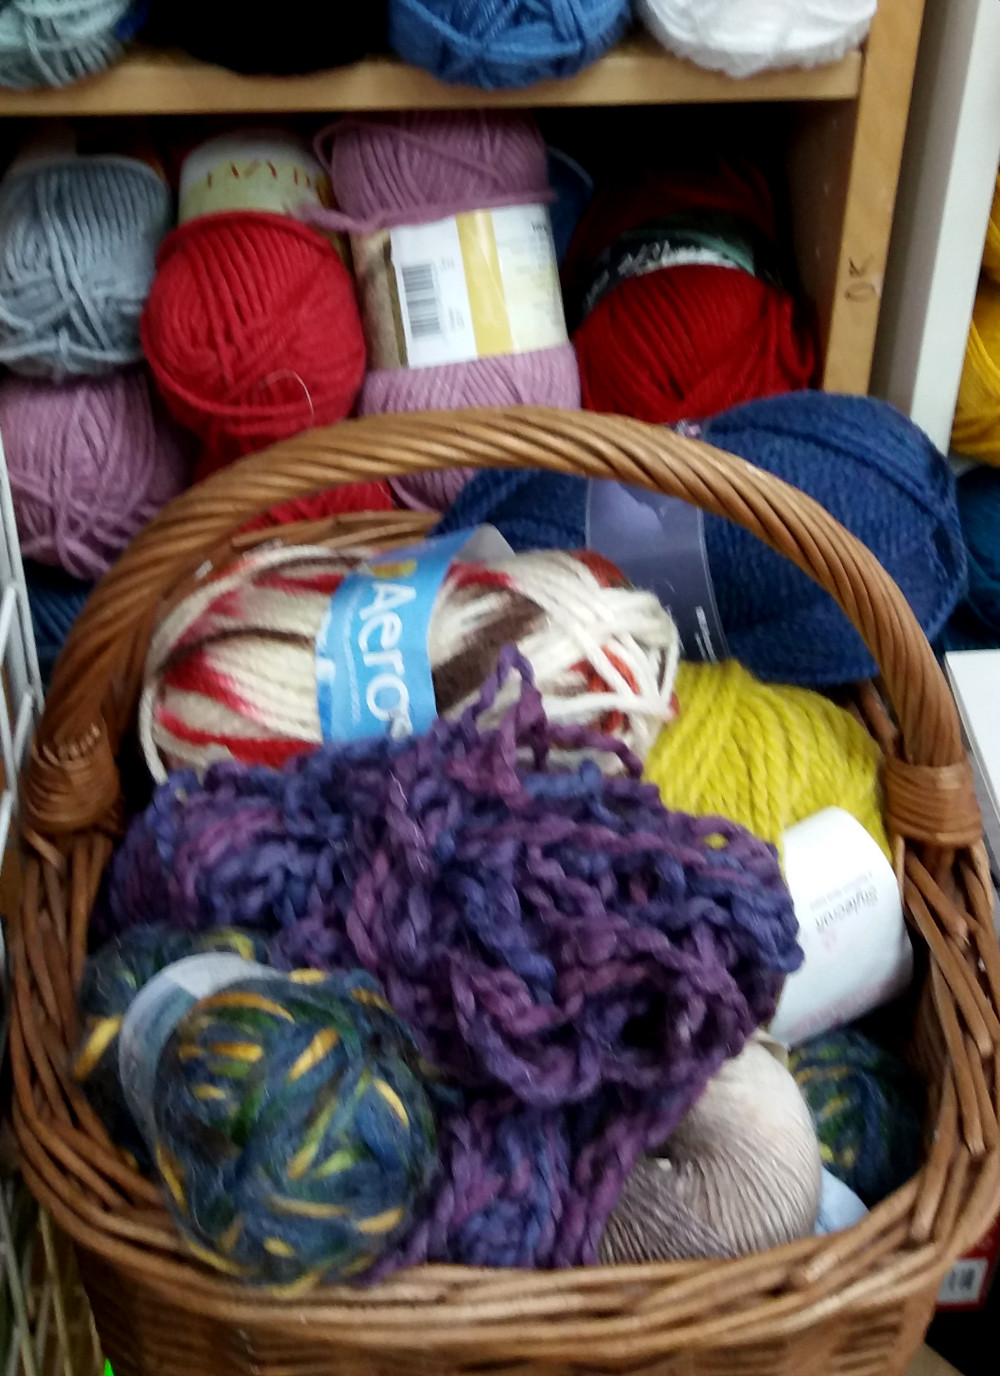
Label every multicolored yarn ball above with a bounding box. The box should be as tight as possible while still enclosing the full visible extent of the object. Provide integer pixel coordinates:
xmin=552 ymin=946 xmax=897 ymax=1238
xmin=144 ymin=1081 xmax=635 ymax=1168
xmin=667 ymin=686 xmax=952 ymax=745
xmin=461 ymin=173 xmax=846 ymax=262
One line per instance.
xmin=636 ymin=0 xmax=876 ymax=78
xmin=141 ymin=213 xmax=366 ymax=469
xmin=154 ymin=967 xmax=437 ymax=1286
xmin=108 ymin=649 xmax=802 ymax=1113
xmin=953 ymin=277 xmax=1000 ymax=467
xmin=0 ymin=0 xmax=133 ymax=89
xmin=311 ymin=112 xmax=580 ymax=512
xmin=139 ymin=542 xmax=680 ymax=778
xmin=939 ymin=464 xmax=1000 ymax=652
xmin=600 ymin=1037 xmax=822 ymax=1264
xmin=644 ymin=660 xmax=890 ymax=858
xmin=564 ymin=166 xmax=815 ymax=425
xmin=75 ymin=924 xmax=269 ymax=1161
xmin=0 ymin=151 xmax=171 ymax=377
xmin=387 ymin=0 xmax=627 ymax=88
xmin=789 ymin=1029 xmax=924 ymax=1206
xmin=2 ymin=368 xmax=191 ymax=581
xmin=76 ymin=926 xmax=438 ymax=1286
xmin=437 ymin=391 xmax=967 ymax=686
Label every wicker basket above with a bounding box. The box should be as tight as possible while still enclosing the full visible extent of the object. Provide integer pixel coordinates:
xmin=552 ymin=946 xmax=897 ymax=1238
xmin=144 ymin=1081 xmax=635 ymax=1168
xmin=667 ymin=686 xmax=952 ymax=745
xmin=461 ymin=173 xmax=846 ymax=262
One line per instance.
xmin=8 ymin=408 xmax=1000 ymax=1376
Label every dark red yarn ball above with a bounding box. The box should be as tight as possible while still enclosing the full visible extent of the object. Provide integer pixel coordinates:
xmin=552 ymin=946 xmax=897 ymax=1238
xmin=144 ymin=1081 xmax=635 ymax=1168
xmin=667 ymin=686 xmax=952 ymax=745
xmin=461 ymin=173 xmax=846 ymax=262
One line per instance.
xmin=567 ymin=166 xmax=816 ymax=424
xmin=141 ymin=212 xmax=366 ymax=469
xmin=237 ymin=484 xmax=397 ymax=530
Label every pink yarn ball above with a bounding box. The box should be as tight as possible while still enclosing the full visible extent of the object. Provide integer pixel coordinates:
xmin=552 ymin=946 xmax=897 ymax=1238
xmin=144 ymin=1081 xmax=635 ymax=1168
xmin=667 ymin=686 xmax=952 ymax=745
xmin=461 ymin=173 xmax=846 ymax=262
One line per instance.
xmin=3 ymin=369 xmax=192 ymax=581
xmin=316 ymin=111 xmax=581 ymax=513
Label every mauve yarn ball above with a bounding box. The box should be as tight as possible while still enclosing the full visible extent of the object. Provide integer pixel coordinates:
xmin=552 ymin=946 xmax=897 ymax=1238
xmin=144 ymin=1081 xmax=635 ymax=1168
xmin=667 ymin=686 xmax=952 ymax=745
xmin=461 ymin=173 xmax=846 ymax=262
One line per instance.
xmin=313 ymin=112 xmax=580 ymax=511
xmin=143 ymin=0 xmax=387 ymax=73
xmin=2 ymin=369 xmax=191 ymax=581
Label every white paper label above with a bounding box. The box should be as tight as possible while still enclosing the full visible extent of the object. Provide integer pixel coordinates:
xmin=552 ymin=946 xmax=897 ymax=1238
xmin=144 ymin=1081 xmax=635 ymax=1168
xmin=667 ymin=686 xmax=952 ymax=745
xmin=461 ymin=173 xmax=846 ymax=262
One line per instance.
xmin=179 ymin=131 xmax=331 ymax=225
xmin=118 ymin=953 xmax=275 ymax=1145
xmin=769 ymin=808 xmax=911 ymax=1046
xmin=354 ymin=203 xmax=566 ymax=372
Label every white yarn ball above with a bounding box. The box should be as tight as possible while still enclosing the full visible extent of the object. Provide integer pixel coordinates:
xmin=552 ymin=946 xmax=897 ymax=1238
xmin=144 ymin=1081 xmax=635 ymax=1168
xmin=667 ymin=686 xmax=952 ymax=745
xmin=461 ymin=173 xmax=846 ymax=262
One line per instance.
xmin=637 ymin=0 xmax=877 ymax=79
xmin=600 ymin=1038 xmax=822 ymax=1264
xmin=140 ymin=541 xmax=680 ymax=781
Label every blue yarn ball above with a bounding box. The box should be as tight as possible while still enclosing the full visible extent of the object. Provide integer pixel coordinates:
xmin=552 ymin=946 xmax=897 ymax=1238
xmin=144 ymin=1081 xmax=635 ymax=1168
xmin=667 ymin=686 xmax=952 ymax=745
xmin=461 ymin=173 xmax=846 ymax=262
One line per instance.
xmin=154 ymin=969 xmax=438 ymax=1286
xmin=939 ymin=464 xmax=1000 ymax=652
xmin=25 ymin=560 xmax=92 ymax=689
xmin=388 ymin=0 xmax=629 ymax=89
xmin=438 ymin=392 xmax=967 ymax=686
xmin=789 ymin=1029 xmax=924 ymax=1207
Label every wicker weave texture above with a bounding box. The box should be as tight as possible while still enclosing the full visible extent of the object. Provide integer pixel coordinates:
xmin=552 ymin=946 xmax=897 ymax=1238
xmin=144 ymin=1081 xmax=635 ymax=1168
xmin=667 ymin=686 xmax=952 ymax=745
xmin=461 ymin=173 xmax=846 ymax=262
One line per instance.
xmin=7 ymin=408 xmax=1000 ymax=1376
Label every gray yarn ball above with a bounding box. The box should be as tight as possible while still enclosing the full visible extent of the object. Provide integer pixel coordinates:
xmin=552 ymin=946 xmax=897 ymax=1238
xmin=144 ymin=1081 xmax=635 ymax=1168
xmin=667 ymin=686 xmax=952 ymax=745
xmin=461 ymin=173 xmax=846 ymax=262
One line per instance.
xmin=0 ymin=155 xmax=171 ymax=379
xmin=600 ymin=1039 xmax=822 ymax=1264
xmin=0 ymin=0 xmax=131 ymax=90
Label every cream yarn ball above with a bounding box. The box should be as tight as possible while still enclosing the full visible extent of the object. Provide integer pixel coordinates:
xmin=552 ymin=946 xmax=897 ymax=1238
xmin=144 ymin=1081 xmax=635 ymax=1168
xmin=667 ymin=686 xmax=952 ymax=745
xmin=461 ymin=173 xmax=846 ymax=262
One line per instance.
xmin=636 ymin=0 xmax=877 ymax=79
xmin=600 ymin=1038 xmax=822 ymax=1263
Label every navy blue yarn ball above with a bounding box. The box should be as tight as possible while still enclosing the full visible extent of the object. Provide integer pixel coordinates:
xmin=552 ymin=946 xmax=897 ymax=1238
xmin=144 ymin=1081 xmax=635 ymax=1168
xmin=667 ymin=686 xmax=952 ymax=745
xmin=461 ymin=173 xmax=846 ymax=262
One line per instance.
xmin=438 ymin=392 xmax=967 ymax=686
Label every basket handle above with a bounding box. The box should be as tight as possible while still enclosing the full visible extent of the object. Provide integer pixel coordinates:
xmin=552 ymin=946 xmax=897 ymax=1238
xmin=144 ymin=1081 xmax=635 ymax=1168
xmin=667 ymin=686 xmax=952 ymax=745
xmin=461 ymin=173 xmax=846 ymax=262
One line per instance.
xmin=23 ymin=407 xmax=980 ymax=851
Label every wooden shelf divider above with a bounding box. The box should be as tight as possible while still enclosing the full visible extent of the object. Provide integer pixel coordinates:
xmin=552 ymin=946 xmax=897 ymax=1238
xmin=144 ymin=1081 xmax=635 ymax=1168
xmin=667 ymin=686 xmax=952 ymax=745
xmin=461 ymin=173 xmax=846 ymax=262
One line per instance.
xmin=0 ymin=38 xmax=863 ymax=117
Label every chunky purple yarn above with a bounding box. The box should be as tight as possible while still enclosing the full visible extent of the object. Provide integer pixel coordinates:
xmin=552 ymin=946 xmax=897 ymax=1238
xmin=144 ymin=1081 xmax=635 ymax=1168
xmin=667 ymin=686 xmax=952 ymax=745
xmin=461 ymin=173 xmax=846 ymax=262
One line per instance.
xmin=107 ymin=650 xmax=799 ymax=1111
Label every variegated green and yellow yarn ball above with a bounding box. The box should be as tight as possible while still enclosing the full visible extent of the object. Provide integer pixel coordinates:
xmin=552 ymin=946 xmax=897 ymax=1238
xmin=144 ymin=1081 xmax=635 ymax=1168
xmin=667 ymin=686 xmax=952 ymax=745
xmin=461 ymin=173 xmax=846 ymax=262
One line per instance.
xmin=153 ymin=968 xmax=437 ymax=1288
xmin=643 ymin=659 xmax=890 ymax=859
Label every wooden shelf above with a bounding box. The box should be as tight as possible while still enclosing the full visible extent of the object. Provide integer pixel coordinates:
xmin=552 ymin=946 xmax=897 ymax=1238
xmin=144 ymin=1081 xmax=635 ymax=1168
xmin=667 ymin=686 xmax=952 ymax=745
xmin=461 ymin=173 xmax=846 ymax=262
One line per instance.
xmin=0 ymin=38 xmax=864 ymax=116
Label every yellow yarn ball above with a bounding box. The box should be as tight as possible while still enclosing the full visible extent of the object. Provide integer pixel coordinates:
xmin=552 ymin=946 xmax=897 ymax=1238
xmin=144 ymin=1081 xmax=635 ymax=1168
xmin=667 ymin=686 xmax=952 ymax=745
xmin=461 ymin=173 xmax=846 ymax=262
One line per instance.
xmin=982 ymin=173 xmax=1000 ymax=284
xmin=643 ymin=660 xmax=890 ymax=859
xmin=952 ymin=276 xmax=1000 ymax=465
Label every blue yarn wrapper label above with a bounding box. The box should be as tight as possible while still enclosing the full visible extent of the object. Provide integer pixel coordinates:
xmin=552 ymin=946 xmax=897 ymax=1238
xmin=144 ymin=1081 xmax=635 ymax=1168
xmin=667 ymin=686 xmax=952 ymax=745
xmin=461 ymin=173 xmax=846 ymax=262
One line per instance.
xmin=315 ymin=526 xmax=513 ymax=743
xmin=586 ymin=481 xmax=728 ymax=661
xmin=119 ymin=954 xmax=277 ymax=1148
xmin=579 ymin=212 xmax=783 ymax=321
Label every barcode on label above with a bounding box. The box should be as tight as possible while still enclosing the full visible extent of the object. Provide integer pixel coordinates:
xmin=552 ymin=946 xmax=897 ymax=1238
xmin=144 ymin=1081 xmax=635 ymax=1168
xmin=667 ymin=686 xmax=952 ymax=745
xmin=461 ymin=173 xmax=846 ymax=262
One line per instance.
xmin=400 ymin=263 xmax=442 ymax=339
xmin=938 ymin=1257 xmax=988 ymax=1306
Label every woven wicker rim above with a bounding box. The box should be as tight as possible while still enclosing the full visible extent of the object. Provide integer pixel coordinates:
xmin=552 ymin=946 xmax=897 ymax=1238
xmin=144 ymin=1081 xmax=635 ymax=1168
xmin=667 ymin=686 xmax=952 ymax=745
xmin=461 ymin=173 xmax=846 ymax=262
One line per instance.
xmin=10 ymin=407 xmax=1000 ymax=1362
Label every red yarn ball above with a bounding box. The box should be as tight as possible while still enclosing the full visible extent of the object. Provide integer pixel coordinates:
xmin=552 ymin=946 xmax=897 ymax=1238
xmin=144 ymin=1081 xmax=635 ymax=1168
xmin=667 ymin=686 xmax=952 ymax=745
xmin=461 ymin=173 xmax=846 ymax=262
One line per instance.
xmin=566 ymin=165 xmax=815 ymax=424
xmin=575 ymin=265 xmax=815 ymax=424
xmin=238 ymin=483 xmax=396 ymax=532
xmin=141 ymin=212 xmax=366 ymax=468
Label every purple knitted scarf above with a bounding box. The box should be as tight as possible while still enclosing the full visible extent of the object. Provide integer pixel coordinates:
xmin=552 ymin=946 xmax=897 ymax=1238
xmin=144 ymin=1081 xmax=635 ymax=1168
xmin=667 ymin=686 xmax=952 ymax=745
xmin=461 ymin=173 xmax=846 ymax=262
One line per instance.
xmin=105 ymin=649 xmax=801 ymax=1266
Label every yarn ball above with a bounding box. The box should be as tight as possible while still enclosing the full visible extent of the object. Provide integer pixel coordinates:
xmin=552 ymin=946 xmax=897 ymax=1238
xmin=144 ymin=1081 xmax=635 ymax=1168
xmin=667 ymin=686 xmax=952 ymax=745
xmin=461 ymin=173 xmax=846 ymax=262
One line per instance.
xmin=313 ymin=112 xmax=579 ymax=512
xmin=599 ymin=1038 xmax=822 ymax=1263
xmin=0 ymin=154 xmax=171 ymax=378
xmin=141 ymin=213 xmax=366 ymax=469
xmin=437 ymin=391 xmax=967 ymax=686
xmin=107 ymin=648 xmax=802 ymax=1112
xmin=154 ymin=968 xmax=437 ymax=1285
xmin=644 ymin=660 xmax=890 ymax=857
xmin=565 ymin=166 xmax=815 ymax=424
xmin=939 ymin=465 xmax=1000 ymax=652
xmin=635 ymin=0 xmax=876 ymax=79
xmin=236 ymin=483 xmax=396 ymax=532
xmin=3 ymin=369 xmax=191 ymax=581
xmin=952 ymin=277 xmax=1000 ymax=466
xmin=0 ymin=0 xmax=133 ymax=89
xmin=75 ymin=924 xmax=269 ymax=1161
xmin=387 ymin=0 xmax=627 ymax=89
xmin=142 ymin=0 xmax=387 ymax=74
xmin=790 ymin=1029 xmax=924 ymax=1207
xmin=139 ymin=543 xmax=680 ymax=777
xmin=25 ymin=560 xmax=92 ymax=688
xmin=983 ymin=172 xmax=1000 ymax=284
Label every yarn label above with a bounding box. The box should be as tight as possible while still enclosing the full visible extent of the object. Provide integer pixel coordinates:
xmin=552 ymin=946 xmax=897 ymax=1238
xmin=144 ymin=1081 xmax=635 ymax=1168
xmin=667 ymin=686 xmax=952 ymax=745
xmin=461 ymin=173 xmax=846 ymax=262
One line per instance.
xmin=179 ymin=132 xmax=333 ymax=224
xmin=579 ymin=212 xmax=783 ymax=320
xmin=586 ymin=481 xmax=728 ymax=661
xmin=352 ymin=205 xmax=566 ymax=369
xmin=119 ymin=954 xmax=277 ymax=1146
xmin=315 ymin=526 xmax=513 ymax=742
xmin=769 ymin=808 xmax=911 ymax=1047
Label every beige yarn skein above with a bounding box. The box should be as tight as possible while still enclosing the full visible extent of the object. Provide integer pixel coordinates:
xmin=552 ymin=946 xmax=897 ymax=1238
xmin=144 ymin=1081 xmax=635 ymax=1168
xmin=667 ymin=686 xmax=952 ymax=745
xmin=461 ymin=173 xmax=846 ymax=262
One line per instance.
xmin=600 ymin=1038 xmax=822 ymax=1263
